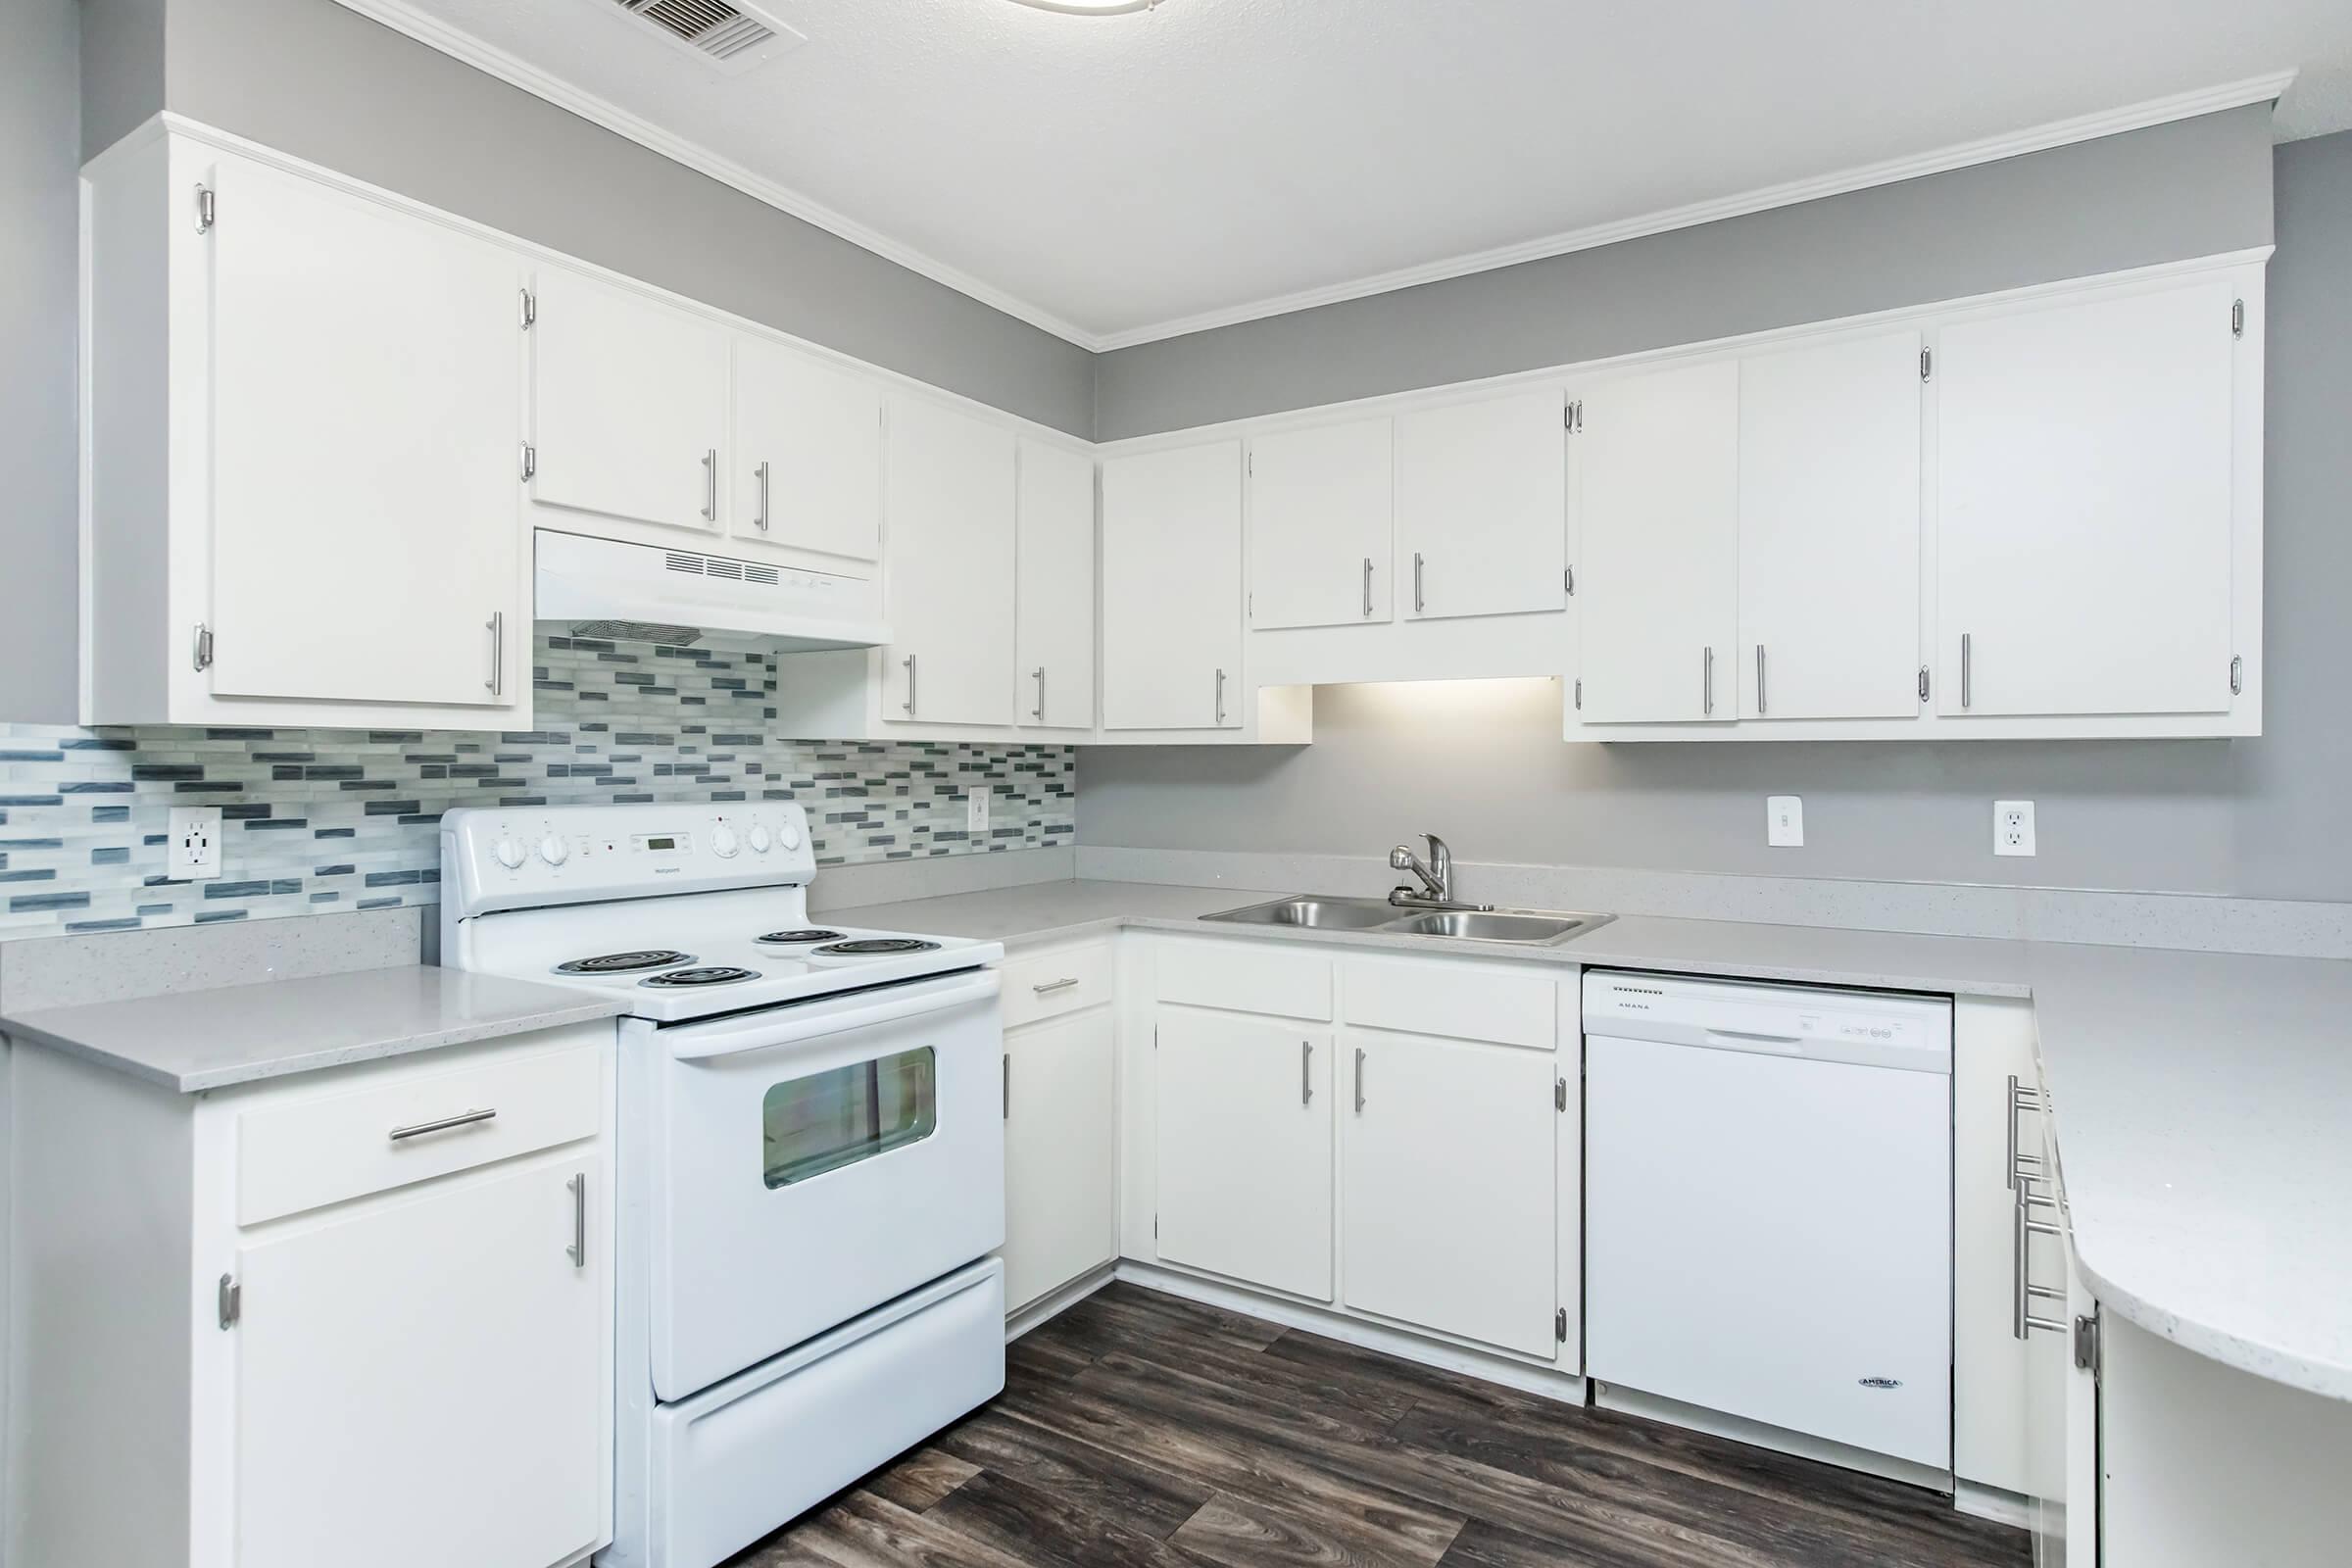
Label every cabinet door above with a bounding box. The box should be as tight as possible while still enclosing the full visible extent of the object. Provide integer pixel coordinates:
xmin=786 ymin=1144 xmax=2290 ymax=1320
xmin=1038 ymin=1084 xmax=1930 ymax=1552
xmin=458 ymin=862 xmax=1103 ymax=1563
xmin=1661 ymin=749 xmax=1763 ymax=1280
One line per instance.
xmin=1953 ymin=998 xmax=2043 ymax=1494
xmin=1003 ymin=1009 xmax=1116 ymax=1310
xmin=1248 ymin=417 xmax=1393 ymax=629
xmin=1395 ymin=390 xmax=1565 ymax=621
xmin=235 ymin=1156 xmax=605 ymax=1568
xmin=1101 ymin=442 xmax=1244 ymax=730
xmin=1576 ymin=361 xmax=1740 ymax=722
xmin=730 ymin=336 xmax=884 ymax=564
xmin=1740 ymin=331 xmax=1923 ymax=719
xmin=1937 ymin=280 xmax=2237 ymax=717
xmin=1153 ymin=1007 xmax=1332 ymax=1300
xmin=883 ymin=397 xmax=1017 ymax=726
xmin=529 ymin=267 xmax=729 ymax=535
xmin=1341 ymin=1031 xmax=1557 ymax=1357
xmin=1015 ymin=441 xmax=1098 ymax=730
xmin=207 ymin=157 xmax=523 ymax=709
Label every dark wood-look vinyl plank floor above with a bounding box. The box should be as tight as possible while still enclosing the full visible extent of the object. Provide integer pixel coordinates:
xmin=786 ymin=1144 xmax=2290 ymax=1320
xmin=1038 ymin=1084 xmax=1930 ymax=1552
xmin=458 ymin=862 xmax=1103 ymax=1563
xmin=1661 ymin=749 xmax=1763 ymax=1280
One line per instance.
xmin=725 ymin=1282 xmax=2029 ymax=1568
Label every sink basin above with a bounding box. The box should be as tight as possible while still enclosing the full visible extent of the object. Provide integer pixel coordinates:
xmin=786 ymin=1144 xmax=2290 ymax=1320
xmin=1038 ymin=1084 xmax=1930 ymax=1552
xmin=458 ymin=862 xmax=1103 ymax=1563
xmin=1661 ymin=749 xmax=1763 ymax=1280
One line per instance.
xmin=1200 ymin=896 xmax=1613 ymax=947
xmin=1199 ymin=896 xmax=1405 ymax=932
xmin=1379 ymin=909 xmax=1608 ymax=945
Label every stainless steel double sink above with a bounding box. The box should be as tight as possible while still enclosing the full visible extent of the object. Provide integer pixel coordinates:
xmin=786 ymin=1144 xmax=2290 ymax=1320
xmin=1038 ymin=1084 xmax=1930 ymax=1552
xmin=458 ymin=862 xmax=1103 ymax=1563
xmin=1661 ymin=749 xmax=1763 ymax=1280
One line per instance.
xmin=1199 ymin=895 xmax=1613 ymax=948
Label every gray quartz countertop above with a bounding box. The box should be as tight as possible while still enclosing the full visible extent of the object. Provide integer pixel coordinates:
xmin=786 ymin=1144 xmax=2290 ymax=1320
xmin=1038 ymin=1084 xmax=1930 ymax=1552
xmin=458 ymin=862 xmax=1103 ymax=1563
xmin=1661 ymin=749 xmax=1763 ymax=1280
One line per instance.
xmin=0 ymin=965 xmax=626 ymax=1094
xmin=834 ymin=876 xmax=2349 ymax=1400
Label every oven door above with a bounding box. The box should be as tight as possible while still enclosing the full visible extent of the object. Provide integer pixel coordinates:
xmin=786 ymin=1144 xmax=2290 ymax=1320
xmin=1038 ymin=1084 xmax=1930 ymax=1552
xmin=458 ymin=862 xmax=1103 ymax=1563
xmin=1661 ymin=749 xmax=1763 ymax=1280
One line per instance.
xmin=648 ymin=967 xmax=1004 ymax=1402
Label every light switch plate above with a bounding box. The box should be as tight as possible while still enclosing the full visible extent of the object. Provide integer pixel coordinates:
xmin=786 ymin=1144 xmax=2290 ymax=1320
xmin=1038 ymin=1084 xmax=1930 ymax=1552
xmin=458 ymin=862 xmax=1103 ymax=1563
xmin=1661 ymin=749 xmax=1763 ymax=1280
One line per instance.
xmin=966 ymin=790 xmax=990 ymax=837
xmin=1767 ymin=796 xmax=1804 ymax=848
xmin=168 ymin=806 xmax=223 ymax=880
xmin=1995 ymin=800 xmax=2036 ymax=857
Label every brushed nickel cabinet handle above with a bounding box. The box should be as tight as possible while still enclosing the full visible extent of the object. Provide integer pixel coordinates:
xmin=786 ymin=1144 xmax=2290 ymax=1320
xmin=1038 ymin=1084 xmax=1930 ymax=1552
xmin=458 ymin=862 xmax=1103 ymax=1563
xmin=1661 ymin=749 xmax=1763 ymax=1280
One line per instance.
xmin=754 ymin=460 xmax=771 ymax=532
xmin=484 ymin=612 xmax=504 ymax=696
xmin=566 ymin=1173 xmax=586 ymax=1268
xmin=390 ymin=1106 xmax=497 ymax=1142
xmin=1353 ymin=1048 xmax=1367 ymax=1113
xmin=701 ymin=448 xmax=719 ymax=521
xmin=1300 ymin=1041 xmax=1313 ymax=1105
xmin=1961 ymin=632 xmax=1973 ymax=710
xmin=1755 ymin=644 xmax=1767 ymax=715
xmin=903 ymin=654 xmax=917 ymax=715
xmin=1412 ymin=552 xmax=1426 ymax=612
xmin=1361 ymin=557 xmax=1374 ymax=617
xmin=1214 ymin=667 xmax=1227 ymax=725
xmin=1702 ymin=646 xmax=1715 ymax=716
xmin=1030 ymin=976 xmax=1079 ymax=995
xmin=1031 ymin=665 xmax=1046 ymax=721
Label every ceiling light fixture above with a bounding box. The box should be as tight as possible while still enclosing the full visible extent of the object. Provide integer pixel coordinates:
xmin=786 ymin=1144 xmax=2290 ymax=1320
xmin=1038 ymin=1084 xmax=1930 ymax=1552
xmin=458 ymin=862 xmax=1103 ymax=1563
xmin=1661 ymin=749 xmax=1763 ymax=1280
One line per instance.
xmin=1004 ymin=0 xmax=1158 ymax=14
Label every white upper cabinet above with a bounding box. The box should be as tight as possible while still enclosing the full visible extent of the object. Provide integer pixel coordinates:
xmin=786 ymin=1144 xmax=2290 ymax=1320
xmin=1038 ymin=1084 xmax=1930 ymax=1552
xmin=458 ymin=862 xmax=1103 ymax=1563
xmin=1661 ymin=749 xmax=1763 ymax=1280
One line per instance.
xmin=1937 ymin=279 xmax=2239 ymax=717
xmin=205 ymin=156 xmax=525 ymax=711
xmin=882 ymin=397 xmax=1018 ymax=727
xmin=729 ymin=337 xmax=884 ymax=565
xmin=1396 ymin=390 xmax=1566 ymax=622
xmin=1576 ymin=361 xmax=1740 ymax=723
xmin=1738 ymin=330 xmax=1924 ymax=720
xmin=1101 ymin=441 xmax=1245 ymax=730
xmin=528 ymin=267 xmax=729 ymax=537
xmin=1015 ymin=441 xmax=1098 ymax=730
xmin=1247 ymin=417 xmax=1394 ymax=629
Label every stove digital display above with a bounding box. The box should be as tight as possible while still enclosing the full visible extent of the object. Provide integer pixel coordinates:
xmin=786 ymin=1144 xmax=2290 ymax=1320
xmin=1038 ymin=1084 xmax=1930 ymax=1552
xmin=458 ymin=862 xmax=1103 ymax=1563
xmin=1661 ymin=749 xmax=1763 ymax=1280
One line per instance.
xmin=632 ymin=832 xmax=690 ymax=855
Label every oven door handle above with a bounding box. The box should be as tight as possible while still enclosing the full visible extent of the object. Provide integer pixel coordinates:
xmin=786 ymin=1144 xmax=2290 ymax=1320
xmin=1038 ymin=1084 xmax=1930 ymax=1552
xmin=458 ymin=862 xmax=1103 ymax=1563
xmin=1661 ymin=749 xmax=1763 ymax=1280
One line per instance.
xmin=665 ymin=969 xmax=1002 ymax=1061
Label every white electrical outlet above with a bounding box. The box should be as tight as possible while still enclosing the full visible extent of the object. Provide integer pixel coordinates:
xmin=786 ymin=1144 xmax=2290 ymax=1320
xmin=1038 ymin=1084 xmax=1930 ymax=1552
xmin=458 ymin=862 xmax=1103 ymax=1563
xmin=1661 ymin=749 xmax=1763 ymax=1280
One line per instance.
xmin=168 ymin=806 xmax=223 ymax=880
xmin=1766 ymin=795 xmax=1804 ymax=848
xmin=1994 ymin=800 xmax=2036 ymax=858
xmin=965 ymin=790 xmax=990 ymax=837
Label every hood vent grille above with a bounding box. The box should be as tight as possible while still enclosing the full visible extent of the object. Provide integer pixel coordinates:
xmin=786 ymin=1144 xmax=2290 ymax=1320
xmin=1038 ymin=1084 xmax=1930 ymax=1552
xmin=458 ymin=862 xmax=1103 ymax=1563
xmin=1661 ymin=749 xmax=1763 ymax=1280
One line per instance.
xmin=567 ymin=619 xmax=704 ymax=648
xmin=663 ymin=548 xmax=780 ymax=586
xmin=607 ymin=0 xmax=805 ymax=74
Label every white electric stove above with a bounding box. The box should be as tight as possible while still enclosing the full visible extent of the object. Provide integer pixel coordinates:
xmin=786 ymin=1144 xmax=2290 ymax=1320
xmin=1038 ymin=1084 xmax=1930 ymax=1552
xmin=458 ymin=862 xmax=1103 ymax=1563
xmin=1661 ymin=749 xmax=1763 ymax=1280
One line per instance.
xmin=441 ymin=803 xmax=1008 ymax=1568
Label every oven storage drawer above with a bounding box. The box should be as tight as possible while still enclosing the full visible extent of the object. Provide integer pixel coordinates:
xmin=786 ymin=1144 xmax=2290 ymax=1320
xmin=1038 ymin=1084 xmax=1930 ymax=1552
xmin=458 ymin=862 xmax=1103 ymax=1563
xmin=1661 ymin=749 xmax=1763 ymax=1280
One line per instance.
xmin=1002 ymin=943 xmax=1113 ymax=1029
xmin=237 ymin=1030 xmax=605 ymax=1226
xmin=648 ymin=1257 xmax=1004 ymax=1568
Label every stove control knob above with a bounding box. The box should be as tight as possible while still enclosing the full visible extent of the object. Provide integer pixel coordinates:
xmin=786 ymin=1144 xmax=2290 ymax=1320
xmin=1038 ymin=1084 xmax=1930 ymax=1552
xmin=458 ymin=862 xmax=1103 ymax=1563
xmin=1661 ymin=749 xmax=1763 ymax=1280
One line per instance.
xmin=492 ymin=835 xmax=527 ymax=871
xmin=748 ymin=823 xmax=772 ymax=855
xmin=537 ymin=833 xmax=569 ymax=867
xmin=710 ymin=823 xmax=740 ymax=859
xmin=777 ymin=817 xmax=804 ymax=852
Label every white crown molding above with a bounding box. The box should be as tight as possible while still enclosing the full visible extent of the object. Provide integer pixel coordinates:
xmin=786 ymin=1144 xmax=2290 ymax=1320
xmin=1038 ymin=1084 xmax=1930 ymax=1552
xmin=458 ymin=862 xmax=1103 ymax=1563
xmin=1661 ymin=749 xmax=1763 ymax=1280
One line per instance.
xmin=327 ymin=0 xmax=2291 ymax=357
xmin=328 ymin=0 xmax=1103 ymax=348
xmin=1092 ymin=69 xmax=2297 ymax=350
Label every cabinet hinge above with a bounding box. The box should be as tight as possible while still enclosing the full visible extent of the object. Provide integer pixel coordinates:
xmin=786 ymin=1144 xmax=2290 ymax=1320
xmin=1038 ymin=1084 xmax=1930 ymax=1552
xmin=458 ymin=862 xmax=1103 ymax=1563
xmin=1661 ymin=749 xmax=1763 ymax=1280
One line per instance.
xmin=520 ymin=443 xmax=537 ymax=483
xmin=1247 ymin=593 xmax=1253 ymax=620
xmin=519 ymin=288 xmax=536 ymax=330
xmin=218 ymin=1273 xmax=240 ymax=1330
xmin=194 ymin=183 xmax=216 ymax=234
xmin=1573 ymin=678 xmax=1583 ymax=710
xmin=1554 ymin=1077 xmax=1567 ymax=1111
xmin=1917 ymin=665 xmax=1931 ymax=702
xmin=1554 ymin=1307 xmax=1568 ymax=1343
xmin=1564 ymin=565 xmax=1575 ymax=597
xmin=2231 ymin=298 xmax=2245 ymax=339
xmin=192 ymin=623 xmax=215 ymax=672
xmin=1246 ymin=451 xmax=1253 ymax=478
xmin=1568 ymin=400 xmax=1585 ymax=434
xmin=2230 ymin=655 xmax=2243 ymax=696
xmin=2073 ymin=1310 xmax=2101 ymax=1378
xmin=1920 ymin=347 xmax=1933 ymax=382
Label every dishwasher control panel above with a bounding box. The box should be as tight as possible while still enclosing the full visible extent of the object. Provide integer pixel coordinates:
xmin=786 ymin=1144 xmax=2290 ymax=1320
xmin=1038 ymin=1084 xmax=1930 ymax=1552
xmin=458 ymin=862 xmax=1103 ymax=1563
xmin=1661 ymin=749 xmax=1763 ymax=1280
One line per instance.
xmin=1581 ymin=969 xmax=1951 ymax=1073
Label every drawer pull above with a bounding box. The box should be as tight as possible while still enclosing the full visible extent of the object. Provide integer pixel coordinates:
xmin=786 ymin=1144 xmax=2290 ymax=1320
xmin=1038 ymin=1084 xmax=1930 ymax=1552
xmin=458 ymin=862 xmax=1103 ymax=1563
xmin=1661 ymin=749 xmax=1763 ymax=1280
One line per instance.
xmin=1030 ymin=976 xmax=1080 ymax=995
xmin=389 ymin=1106 xmax=498 ymax=1143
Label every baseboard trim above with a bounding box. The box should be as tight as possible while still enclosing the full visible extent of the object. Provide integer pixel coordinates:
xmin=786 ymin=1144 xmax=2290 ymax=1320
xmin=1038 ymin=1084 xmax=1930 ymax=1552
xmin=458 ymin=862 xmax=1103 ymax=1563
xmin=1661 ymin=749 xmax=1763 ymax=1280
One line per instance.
xmin=1114 ymin=1261 xmax=1589 ymax=1408
xmin=1004 ymin=1264 xmax=1117 ymax=1342
xmin=1954 ymin=1480 xmax=2033 ymax=1529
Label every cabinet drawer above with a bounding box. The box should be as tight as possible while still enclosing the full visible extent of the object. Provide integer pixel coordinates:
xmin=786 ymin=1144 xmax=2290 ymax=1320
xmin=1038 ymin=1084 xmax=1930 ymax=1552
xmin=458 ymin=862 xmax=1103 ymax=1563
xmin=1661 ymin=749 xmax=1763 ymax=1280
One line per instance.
xmin=238 ymin=1038 xmax=603 ymax=1226
xmin=1157 ymin=940 xmax=1333 ymax=1021
xmin=1002 ymin=943 xmax=1115 ymax=1029
xmin=1342 ymin=957 xmax=1557 ymax=1050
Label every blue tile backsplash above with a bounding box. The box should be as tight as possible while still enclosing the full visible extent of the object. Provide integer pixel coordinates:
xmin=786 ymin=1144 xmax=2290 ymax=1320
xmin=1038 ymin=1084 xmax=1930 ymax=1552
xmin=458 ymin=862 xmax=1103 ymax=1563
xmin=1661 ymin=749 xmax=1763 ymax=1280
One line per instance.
xmin=0 ymin=633 xmax=1076 ymax=940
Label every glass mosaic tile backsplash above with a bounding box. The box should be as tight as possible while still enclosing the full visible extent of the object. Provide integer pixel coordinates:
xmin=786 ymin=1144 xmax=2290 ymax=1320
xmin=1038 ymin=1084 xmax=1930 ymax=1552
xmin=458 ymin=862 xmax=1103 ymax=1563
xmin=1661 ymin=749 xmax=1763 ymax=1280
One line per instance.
xmin=0 ymin=634 xmax=1075 ymax=941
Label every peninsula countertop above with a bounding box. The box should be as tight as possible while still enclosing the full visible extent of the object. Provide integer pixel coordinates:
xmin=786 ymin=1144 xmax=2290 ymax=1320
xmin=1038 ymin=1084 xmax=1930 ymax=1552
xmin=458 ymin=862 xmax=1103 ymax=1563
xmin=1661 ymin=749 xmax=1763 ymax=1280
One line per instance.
xmin=0 ymin=964 xmax=628 ymax=1094
xmin=832 ymin=876 xmax=2350 ymax=1401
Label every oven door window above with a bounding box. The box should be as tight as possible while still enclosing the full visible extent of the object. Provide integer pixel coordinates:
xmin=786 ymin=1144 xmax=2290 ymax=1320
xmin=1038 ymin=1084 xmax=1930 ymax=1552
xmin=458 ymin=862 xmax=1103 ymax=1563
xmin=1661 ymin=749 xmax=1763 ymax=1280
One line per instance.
xmin=761 ymin=1047 xmax=938 ymax=1189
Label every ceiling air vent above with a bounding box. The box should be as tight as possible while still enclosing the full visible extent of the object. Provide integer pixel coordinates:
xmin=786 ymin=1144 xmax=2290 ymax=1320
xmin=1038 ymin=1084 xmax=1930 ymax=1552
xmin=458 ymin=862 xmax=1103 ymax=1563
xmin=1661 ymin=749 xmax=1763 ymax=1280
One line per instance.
xmin=606 ymin=0 xmax=806 ymax=75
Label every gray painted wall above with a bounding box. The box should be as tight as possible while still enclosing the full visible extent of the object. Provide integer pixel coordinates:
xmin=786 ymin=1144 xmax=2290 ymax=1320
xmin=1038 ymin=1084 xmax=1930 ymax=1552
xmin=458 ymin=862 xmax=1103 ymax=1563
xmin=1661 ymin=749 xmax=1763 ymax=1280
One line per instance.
xmin=1078 ymin=131 xmax=2352 ymax=906
xmin=157 ymin=0 xmax=1096 ymax=437
xmin=1094 ymin=105 xmax=2277 ymax=439
xmin=1 ymin=0 xmax=83 ymax=725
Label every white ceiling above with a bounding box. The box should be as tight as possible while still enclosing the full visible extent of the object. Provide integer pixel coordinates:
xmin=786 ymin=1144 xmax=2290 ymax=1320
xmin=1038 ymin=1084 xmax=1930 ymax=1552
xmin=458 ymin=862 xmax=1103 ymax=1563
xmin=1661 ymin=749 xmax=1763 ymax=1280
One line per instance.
xmin=352 ymin=0 xmax=2352 ymax=348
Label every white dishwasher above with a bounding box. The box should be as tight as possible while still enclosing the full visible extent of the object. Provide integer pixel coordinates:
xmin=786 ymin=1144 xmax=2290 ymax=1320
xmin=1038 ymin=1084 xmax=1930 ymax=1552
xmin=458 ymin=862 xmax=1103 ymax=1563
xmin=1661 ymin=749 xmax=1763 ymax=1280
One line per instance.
xmin=1584 ymin=970 xmax=1953 ymax=1471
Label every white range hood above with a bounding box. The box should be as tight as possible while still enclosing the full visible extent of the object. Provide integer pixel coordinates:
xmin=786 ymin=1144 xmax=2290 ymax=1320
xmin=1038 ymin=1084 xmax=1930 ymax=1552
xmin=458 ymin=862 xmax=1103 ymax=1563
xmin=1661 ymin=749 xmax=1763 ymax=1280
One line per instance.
xmin=533 ymin=530 xmax=890 ymax=651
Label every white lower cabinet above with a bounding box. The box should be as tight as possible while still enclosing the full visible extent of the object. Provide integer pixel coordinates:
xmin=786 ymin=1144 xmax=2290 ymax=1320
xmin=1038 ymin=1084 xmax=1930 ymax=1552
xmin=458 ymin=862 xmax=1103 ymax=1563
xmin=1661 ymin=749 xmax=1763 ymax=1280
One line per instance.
xmin=1002 ymin=1001 xmax=1118 ymax=1313
xmin=1951 ymin=996 xmax=2046 ymax=1494
xmin=1339 ymin=1028 xmax=1559 ymax=1357
xmin=235 ymin=1154 xmax=607 ymax=1568
xmin=6 ymin=1024 xmax=614 ymax=1568
xmin=1152 ymin=1005 xmax=1336 ymax=1301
